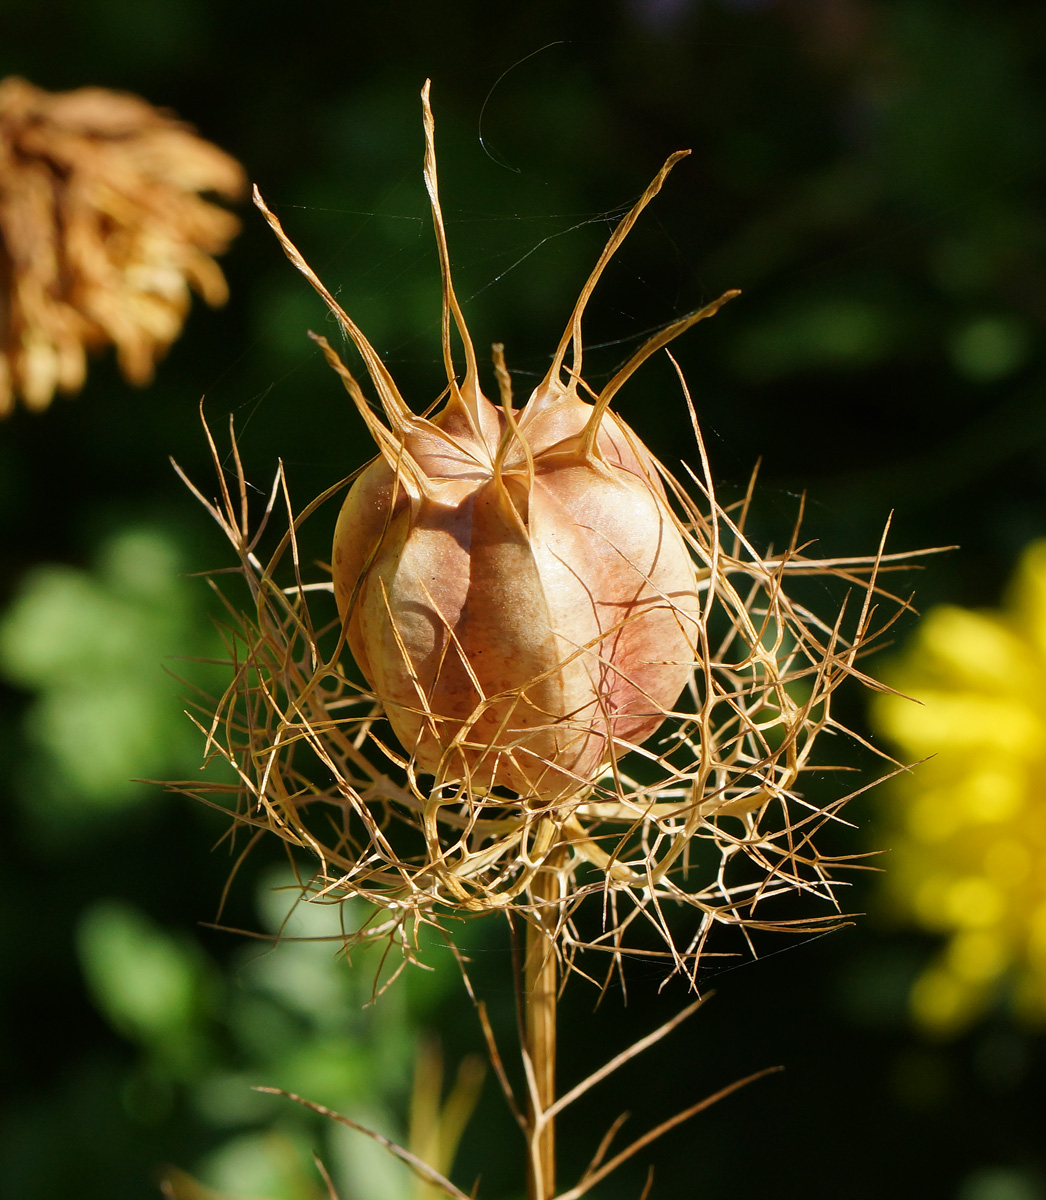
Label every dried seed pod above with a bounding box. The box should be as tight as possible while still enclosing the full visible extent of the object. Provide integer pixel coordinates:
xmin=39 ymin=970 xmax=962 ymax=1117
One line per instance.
xmin=190 ymin=79 xmax=905 ymax=960
xmin=263 ymin=83 xmax=735 ymax=807
xmin=331 ymin=356 xmax=708 ymax=806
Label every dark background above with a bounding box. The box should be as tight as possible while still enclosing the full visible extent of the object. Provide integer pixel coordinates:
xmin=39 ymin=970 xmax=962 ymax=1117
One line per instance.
xmin=1 ymin=1 xmax=1044 ymax=1197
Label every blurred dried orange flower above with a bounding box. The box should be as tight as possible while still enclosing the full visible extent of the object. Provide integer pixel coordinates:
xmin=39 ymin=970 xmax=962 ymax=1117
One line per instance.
xmin=0 ymin=76 xmax=245 ymax=415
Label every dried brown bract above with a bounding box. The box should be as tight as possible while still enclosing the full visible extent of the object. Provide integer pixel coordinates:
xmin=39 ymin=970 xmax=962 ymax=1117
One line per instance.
xmin=0 ymin=76 xmax=245 ymax=415
xmin=173 ymin=84 xmax=919 ymax=994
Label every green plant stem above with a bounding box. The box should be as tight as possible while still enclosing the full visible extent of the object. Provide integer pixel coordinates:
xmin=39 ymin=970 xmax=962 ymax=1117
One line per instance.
xmin=525 ymin=865 xmax=558 ymax=1200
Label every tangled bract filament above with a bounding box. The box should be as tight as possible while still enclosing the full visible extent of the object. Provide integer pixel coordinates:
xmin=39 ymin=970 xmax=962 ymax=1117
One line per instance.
xmin=177 ymin=82 xmax=909 ymax=980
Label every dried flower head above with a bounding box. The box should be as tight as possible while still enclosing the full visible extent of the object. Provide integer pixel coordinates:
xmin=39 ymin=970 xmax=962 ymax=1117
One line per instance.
xmin=0 ymin=76 xmax=245 ymax=415
xmin=176 ymin=83 xmax=912 ymax=986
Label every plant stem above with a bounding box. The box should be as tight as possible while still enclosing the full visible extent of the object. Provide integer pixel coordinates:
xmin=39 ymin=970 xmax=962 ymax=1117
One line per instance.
xmin=525 ymin=863 xmax=558 ymax=1200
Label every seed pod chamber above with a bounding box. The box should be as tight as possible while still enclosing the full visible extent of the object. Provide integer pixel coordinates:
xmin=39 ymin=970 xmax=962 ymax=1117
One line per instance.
xmin=332 ymin=358 xmax=705 ymax=806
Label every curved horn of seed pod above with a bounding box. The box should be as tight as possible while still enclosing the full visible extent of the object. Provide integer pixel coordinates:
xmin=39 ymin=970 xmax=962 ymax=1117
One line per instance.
xmin=255 ymin=81 xmax=738 ymax=809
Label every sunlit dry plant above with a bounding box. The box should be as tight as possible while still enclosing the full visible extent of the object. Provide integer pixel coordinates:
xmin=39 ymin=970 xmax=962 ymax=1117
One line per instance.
xmin=174 ymin=82 xmax=920 ymax=1199
xmin=0 ymin=76 xmax=244 ymax=415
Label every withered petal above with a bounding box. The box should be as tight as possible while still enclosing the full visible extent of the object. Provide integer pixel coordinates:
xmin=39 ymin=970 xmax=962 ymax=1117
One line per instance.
xmin=0 ymin=76 xmax=245 ymax=414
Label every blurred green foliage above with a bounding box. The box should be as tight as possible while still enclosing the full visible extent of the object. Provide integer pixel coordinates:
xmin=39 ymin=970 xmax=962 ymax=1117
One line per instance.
xmin=2 ymin=0 xmax=1046 ymax=1198
xmin=72 ymin=875 xmax=451 ymax=1200
xmin=0 ymin=527 xmax=216 ymax=829
xmin=78 ymin=899 xmax=214 ymax=1075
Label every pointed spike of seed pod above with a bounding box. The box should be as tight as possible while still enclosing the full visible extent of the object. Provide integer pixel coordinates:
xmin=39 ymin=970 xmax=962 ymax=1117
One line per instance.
xmin=491 ymin=343 xmax=513 ymax=411
xmin=253 ymin=186 xmax=416 ymax=437
xmin=329 ymin=89 xmax=736 ymax=807
xmin=310 ymin=333 xmax=431 ymax=500
xmin=580 ymin=289 xmax=740 ymax=461
xmin=421 ymin=79 xmax=484 ymax=439
xmin=541 ymin=148 xmax=691 ymax=405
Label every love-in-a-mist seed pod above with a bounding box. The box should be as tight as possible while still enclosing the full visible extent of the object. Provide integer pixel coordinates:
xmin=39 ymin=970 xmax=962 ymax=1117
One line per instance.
xmin=331 ymin=346 xmax=708 ymax=807
xmin=330 ymin=87 xmax=733 ymax=808
xmin=194 ymin=79 xmax=900 ymax=952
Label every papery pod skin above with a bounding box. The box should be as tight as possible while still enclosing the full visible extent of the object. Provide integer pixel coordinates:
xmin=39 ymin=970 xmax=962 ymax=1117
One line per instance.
xmin=332 ymin=371 xmax=702 ymax=806
xmin=257 ymin=81 xmax=736 ymax=809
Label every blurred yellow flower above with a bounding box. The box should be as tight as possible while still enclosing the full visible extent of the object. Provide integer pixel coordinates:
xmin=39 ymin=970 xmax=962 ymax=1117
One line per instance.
xmin=0 ymin=77 xmax=244 ymax=414
xmin=874 ymin=540 xmax=1046 ymax=1035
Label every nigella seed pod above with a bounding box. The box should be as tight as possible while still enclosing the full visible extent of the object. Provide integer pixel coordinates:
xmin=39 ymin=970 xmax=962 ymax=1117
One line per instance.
xmin=259 ymin=82 xmax=736 ymax=809
xmin=332 ymin=358 xmax=701 ymax=806
xmin=190 ymin=78 xmax=904 ymax=963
